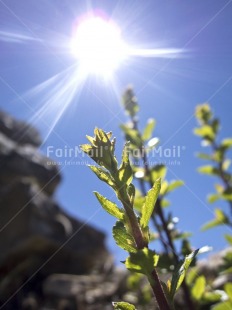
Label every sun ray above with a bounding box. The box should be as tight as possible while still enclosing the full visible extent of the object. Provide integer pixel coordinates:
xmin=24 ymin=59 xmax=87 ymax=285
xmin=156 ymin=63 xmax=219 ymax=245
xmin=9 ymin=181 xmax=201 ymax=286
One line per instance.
xmin=22 ymin=65 xmax=87 ymax=144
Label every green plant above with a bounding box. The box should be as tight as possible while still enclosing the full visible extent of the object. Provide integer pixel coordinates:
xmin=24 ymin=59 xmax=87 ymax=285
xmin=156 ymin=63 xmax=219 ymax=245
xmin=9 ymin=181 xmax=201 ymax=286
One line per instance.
xmin=120 ymin=86 xmax=197 ymax=309
xmin=81 ymin=127 xmax=201 ymax=309
xmin=194 ymin=103 xmax=232 ymax=309
xmin=194 ymin=103 xmax=232 ymax=229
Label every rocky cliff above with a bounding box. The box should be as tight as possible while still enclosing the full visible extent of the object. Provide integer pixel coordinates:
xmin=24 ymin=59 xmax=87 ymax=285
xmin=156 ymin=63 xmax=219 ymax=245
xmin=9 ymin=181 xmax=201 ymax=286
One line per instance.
xmin=0 ymin=110 xmax=113 ymax=309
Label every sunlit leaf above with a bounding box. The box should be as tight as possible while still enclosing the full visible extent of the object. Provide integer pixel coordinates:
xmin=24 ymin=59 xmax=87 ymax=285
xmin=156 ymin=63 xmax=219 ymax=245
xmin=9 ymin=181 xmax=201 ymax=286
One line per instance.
xmin=194 ymin=125 xmax=215 ymax=140
xmin=112 ymin=221 xmax=137 ymax=253
xmin=197 ymin=153 xmax=212 ymax=160
xmin=120 ymin=124 xmax=142 ymax=148
xmin=167 ymin=180 xmax=184 ymax=193
xmin=186 ymin=267 xmax=198 ymax=285
xmin=94 ymin=192 xmax=124 ymax=220
xmin=195 ymin=103 xmax=212 ymax=124
xmin=113 ymin=301 xmax=136 ymax=310
xmin=198 ymin=165 xmax=220 ymax=176
xmin=212 ymin=301 xmax=232 ymax=310
xmin=118 ymin=142 xmax=133 ymax=185
xmin=191 ymin=275 xmax=206 ymax=300
xmin=160 ymin=180 xmax=169 ymax=196
xmin=201 ymin=209 xmax=229 ymax=231
xmin=125 ymin=248 xmax=159 ymax=276
xmin=224 ymin=234 xmax=232 ymax=245
xmin=221 ymin=138 xmax=232 ymax=149
xmin=207 ymin=193 xmax=220 ymax=204
xmin=161 ymin=199 xmax=170 ymax=208
xmin=140 ymin=178 xmax=161 ymax=229
xmin=202 ymin=291 xmax=222 ymax=303
xmin=169 ymin=249 xmax=200 ymax=299
xmin=215 ymin=184 xmax=224 ymax=194
xmin=89 ymin=165 xmax=115 ymax=188
xmin=142 ymin=118 xmax=156 ymax=141
xmin=225 ymin=283 xmax=232 ymax=301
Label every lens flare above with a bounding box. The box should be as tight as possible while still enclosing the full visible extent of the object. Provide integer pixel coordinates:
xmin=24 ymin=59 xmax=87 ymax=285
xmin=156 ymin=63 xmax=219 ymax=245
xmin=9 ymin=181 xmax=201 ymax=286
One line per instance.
xmin=71 ymin=16 xmax=127 ymax=78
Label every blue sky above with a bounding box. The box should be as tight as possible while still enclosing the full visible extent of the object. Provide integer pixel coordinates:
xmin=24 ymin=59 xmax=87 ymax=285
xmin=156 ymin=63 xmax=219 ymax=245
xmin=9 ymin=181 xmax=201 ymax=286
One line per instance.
xmin=0 ymin=0 xmax=232 ymax=264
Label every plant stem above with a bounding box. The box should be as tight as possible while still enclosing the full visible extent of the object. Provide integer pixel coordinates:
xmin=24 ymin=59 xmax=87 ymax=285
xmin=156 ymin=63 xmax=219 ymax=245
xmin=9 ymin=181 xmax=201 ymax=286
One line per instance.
xmin=116 ymin=183 xmax=172 ymax=309
xmin=116 ymin=184 xmax=147 ymax=249
xmin=150 ymin=268 xmax=172 ymax=310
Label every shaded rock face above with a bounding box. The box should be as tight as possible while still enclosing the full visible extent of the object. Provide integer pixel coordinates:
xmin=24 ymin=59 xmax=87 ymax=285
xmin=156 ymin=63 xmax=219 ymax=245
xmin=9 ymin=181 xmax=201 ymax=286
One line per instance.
xmin=0 ymin=111 xmax=41 ymax=147
xmin=0 ymin=110 xmax=110 ymax=308
xmin=0 ymin=131 xmax=60 ymax=195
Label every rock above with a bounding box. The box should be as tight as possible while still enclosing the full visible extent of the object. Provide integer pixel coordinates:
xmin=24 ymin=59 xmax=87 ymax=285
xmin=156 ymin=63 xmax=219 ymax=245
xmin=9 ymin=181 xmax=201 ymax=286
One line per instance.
xmin=42 ymin=270 xmax=127 ymax=310
xmin=0 ymin=111 xmax=111 ymax=308
xmin=0 ymin=110 xmax=41 ymax=147
xmin=0 ymin=181 xmax=109 ymax=300
xmin=0 ymin=132 xmax=60 ymax=195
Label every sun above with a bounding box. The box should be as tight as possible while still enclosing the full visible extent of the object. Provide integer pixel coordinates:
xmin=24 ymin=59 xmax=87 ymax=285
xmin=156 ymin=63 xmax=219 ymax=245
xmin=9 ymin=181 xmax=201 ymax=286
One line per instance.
xmin=71 ymin=16 xmax=128 ymax=78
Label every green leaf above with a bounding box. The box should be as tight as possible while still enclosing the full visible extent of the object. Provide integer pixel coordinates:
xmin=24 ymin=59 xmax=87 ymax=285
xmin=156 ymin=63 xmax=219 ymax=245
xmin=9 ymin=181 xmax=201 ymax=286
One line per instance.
xmin=167 ymin=180 xmax=184 ymax=193
xmin=225 ymin=283 xmax=232 ymax=301
xmin=197 ymin=153 xmax=212 ymax=160
xmin=118 ymin=142 xmax=133 ymax=185
xmin=198 ymin=165 xmax=220 ymax=176
xmin=112 ymin=221 xmax=137 ymax=253
xmin=89 ymin=165 xmax=115 ymax=188
xmin=125 ymin=248 xmax=159 ymax=276
xmin=201 ymin=209 xmax=229 ymax=231
xmin=212 ymin=301 xmax=232 ymax=310
xmin=142 ymin=118 xmax=156 ymax=141
xmin=194 ymin=125 xmax=215 ymax=140
xmin=186 ymin=267 xmax=198 ymax=285
xmin=207 ymin=193 xmax=220 ymax=204
xmin=224 ymin=234 xmax=232 ymax=245
xmin=221 ymin=138 xmax=232 ymax=149
xmin=195 ymin=103 xmax=212 ymax=124
xmin=202 ymin=291 xmax=222 ymax=303
xmin=94 ymin=192 xmax=124 ymax=220
xmin=161 ymin=199 xmax=170 ymax=208
xmin=113 ymin=301 xmax=136 ymax=310
xmin=169 ymin=249 xmax=199 ymax=299
xmin=160 ymin=180 xmax=169 ymax=195
xmin=191 ymin=275 xmax=206 ymax=300
xmin=81 ymin=129 xmax=118 ymax=170
xmin=120 ymin=124 xmax=142 ymax=148
xmin=202 ymin=220 xmax=220 ymax=231
xmin=140 ymin=178 xmax=161 ymax=229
